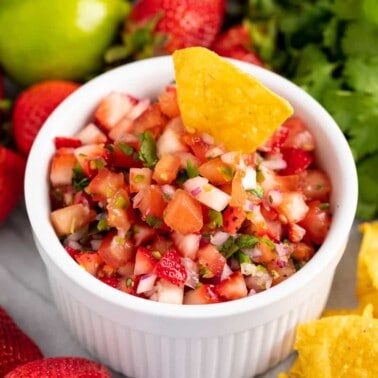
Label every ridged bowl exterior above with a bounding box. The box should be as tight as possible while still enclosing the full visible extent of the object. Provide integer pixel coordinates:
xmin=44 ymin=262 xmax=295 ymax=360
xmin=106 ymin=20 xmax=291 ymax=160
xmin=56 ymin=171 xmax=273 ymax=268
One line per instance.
xmin=26 ymin=56 xmax=357 ymax=378
xmin=36 ymin=234 xmax=337 ymax=378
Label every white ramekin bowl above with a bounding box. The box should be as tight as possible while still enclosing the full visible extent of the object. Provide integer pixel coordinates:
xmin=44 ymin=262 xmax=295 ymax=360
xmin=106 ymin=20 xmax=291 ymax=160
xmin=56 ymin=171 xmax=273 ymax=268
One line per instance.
xmin=25 ymin=55 xmax=358 ymax=378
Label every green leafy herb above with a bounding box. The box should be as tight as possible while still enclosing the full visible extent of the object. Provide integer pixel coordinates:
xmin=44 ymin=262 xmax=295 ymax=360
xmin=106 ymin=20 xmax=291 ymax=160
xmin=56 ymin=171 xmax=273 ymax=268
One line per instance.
xmin=248 ymin=185 xmax=264 ymax=199
xmin=208 ymin=209 xmax=223 ymax=229
xmin=218 ymin=236 xmax=239 ymax=259
xmin=247 ymin=0 xmax=378 ymax=219
xmin=146 ymin=215 xmax=163 ymax=228
xmin=117 ymin=141 xmax=135 ymax=156
xmin=97 ymin=219 xmax=110 ymax=231
xmin=186 ymin=159 xmax=199 ymax=178
xmin=235 ymin=234 xmax=260 ymax=249
xmin=138 ymin=131 xmax=158 ymax=168
xmin=72 ymin=165 xmax=90 ymax=191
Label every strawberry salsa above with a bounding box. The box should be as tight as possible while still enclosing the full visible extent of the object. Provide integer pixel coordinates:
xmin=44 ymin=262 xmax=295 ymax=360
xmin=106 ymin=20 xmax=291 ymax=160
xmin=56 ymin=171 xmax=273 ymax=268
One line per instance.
xmin=49 ymin=85 xmax=332 ymax=305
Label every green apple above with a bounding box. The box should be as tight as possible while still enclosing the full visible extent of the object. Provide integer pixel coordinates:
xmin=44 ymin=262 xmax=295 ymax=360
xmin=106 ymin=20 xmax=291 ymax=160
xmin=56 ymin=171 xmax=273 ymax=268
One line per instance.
xmin=0 ymin=0 xmax=129 ymax=86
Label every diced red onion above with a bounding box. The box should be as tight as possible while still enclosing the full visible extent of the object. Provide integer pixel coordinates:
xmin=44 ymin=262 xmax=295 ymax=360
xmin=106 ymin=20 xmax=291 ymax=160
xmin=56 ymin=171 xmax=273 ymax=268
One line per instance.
xmin=182 ymin=257 xmax=199 ymax=289
xmin=261 ymin=153 xmax=287 ymax=170
xmin=90 ymin=239 xmax=102 ymax=251
xmin=161 ymin=184 xmax=176 ymax=199
xmin=221 ymin=151 xmax=240 ymax=166
xmin=243 ymin=199 xmax=255 ymax=212
xmin=210 ymin=231 xmax=230 ymax=246
xmin=66 ymin=227 xmax=86 ymax=242
xmin=264 ymin=189 xmax=282 ymax=208
xmin=220 ymin=263 xmax=233 ymax=280
xmin=205 ymin=146 xmax=224 ymax=159
xmin=136 ymin=274 xmax=157 ymax=294
xmin=243 ymin=246 xmax=262 ymax=259
xmin=241 ymin=166 xmax=257 ymax=190
xmin=201 ymin=132 xmax=214 ymax=145
xmin=190 ymin=187 xmax=202 ymax=197
xmin=132 ymin=190 xmax=144 ymax=208
xmin=65 ymin=239 xmax=82 ymax=251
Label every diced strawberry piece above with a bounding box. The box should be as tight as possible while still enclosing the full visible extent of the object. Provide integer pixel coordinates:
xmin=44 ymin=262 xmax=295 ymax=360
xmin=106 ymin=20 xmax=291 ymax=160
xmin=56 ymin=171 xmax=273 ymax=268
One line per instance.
xmin=98 ymin=231 xmax=134 ymax=269
xmin=133 ymin=102 xmax=168 ymax=138
xmin=199 ymin=157 xmax=233 ymax=185
xmin=106 ymin=188 xmax=131 ymax=232
xmin=291 ymin=241 xmax=315 ymax=262
xmin=108 ymin=117 xmax=133 ymax=141
xmin=282 ymin=117 xmax=316 ymax=151
xmin=133 ymin=185 xmax=166 ymax=221
xmin=280 ymin=147 xmax=313 ymax=175
xmin=127 ymin=99 xmax=150 ymax=120
xmin=216 ymin=271 xmax=248 ymax=301
xmin=99 ymin=276 xmax=120 ymax=288
xmin=163 ymin=189 xmax=203 ymax=234
xmin=50 ymin=203 xmax=96 ymax=237
xmin=287 ymin=222 xmax=306 ymax=243
xmin=197 ymin=244 xmax=226 ymax=278
xmin=158 ymin=85 xmax=180 ymax=118
xmin=183 ymin=284 xmax=220 ymax=304
xmin=298 ymin=200 xmax=332 ymax=245
xmin=298 ymin=169 xmax=332 ymax=202
xmin=258 ymin=125 xmax=289 ymax=153
xmin=5 ymin=357 xmax=111 ymax=378
xmin=75 ymin=252 xmax=103 ymax=276
xmin=154 ymin=250 xmax=187 ymax=286
xmin=75 ymin=123 xmax=107 ymax=145
xmin=134 ymin=246 xmax=158 ymax=275
xmin=94 ymin=92 xmax=137 ymax=130
xmin=54 ymin=136 xmax=82 ymax=149
xmin=0 ymin=307 xmax=43 ymax=376
xmin=112 ymin=135 xmax=142 ymax=169
xmin=250 ymin=240 xmax=277 ymax=265
xmin=49 ymin=149 xmax=77 ymax=187
xmin=133 ymin=222 xmax=156 ymax=246
xmin=156 ymin=117 xmax=189 ymax=157
xmin=74 ymin=144 xmax=111 ymax=177
xmin=276 ymin=191 xmax=309 ymax=224
xmin=222 ymin=206 xmax=247 ymax=234
xmin=129 ymin=167 xmax=152 ymax=193
xmin=86 ymin=168 xmax=125 ymax=202
xmin=152 ymin=154 xmax=181 ymax=184
xmin=171 ymin=231 xmax=201 ymax=260
xmin=183 ymin=132 xmax=211 ymax=163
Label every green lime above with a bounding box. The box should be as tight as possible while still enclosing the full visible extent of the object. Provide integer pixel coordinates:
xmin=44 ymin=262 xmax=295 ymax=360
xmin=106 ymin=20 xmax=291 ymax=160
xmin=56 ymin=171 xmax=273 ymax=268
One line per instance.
xmin=0 ymin=0 xmax=128 ymax=86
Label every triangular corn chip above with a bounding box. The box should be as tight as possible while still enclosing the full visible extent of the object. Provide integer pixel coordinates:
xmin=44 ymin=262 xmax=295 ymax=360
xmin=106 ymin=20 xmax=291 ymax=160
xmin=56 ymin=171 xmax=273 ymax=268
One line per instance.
xmin=173 ymin=47 xmax=293 ymax=153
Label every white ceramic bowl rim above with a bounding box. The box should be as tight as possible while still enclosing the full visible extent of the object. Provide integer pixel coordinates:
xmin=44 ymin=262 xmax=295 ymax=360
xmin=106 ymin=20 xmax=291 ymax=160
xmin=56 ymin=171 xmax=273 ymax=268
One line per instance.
xmin=25 ymin=56 xmax=358 ymax=320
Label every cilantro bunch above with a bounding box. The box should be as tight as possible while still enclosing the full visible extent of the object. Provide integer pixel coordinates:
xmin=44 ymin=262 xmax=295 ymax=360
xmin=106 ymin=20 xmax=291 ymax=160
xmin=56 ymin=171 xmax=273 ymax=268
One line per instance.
xmin=245 ymin=0 xmax=378 ymax=219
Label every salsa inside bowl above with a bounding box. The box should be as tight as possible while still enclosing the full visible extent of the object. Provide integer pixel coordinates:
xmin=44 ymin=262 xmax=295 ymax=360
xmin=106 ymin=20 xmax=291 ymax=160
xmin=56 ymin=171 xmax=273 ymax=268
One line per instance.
xmin=48 ymin=75 xmax=332 ymax=305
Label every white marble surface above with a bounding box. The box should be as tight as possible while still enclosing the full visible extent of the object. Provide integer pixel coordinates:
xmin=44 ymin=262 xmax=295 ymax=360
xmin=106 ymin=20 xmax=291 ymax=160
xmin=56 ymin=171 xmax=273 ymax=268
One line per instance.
xmin=0 ymin=201 xmax=362 ymax=377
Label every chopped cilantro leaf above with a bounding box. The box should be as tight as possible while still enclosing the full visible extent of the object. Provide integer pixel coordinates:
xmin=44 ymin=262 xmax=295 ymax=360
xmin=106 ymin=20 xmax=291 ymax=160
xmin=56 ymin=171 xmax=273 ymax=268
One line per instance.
xmin=218 ymin=236 xmax=239 ymax=259
xmin=117 ymin=141 xmax=135 ymax=156
xmin=186 ymin=159 xmax=199 ymax=178
xmin=208 ymin=209 xmax=223 ymax=229
xmin=236 ymin=234 xmax=260 ymax=249
xmin=138 ymin=131 xmax=158 ymax=168
xmin=145 ymin=215 xmax=163 ymax=228
xmin=72 ymin=165 xmax=89 ymax=191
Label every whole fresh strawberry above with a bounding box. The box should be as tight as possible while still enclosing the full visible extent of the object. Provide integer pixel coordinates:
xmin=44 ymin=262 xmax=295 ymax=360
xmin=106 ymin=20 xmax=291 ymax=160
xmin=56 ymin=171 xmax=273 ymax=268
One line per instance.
xmin=106 ymin=0 xmax=225 ymax=62
xmin=12 ymin=80 xmax=80 ymax=156
xmin=0 ymin=146 xmax=26 ymax=223
xmin=0 ymin=306 xmax=43 ymax=376
xmin=211 ymin=24 xmax=264 ymax=66
xmin=5 ymin=357 xmax=111 ymax=378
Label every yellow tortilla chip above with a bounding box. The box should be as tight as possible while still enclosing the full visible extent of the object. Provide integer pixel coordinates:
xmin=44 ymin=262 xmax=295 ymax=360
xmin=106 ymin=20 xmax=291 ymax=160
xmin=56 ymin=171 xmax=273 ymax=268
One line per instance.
xmin=322 ymin=304 xmax=374 ymax=317
xmin=172 ymin=47 xmax=293 ymax=153
xmin=356 ymin=221 xmax=378 ymax=317
xmin=288 ymin=314 xmax=378 ymax=377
